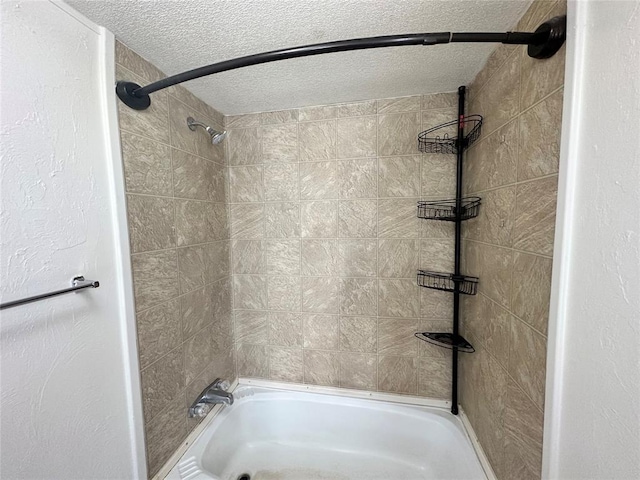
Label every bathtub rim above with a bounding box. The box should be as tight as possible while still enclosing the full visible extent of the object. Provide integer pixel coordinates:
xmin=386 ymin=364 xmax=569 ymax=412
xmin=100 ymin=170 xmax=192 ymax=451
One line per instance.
xmin=153 ymin=378 xmax=497 ymax=480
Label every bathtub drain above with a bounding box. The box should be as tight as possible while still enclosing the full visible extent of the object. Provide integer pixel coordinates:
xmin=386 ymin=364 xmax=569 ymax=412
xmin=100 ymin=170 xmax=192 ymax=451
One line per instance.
xmin=237 ymin=474 xmax=251 ymax=480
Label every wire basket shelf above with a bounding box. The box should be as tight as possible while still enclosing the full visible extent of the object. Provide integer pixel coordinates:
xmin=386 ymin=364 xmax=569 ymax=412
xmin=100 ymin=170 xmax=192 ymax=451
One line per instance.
xmin=417 ymin=197 xmax=481 ymax=222
xmin=417 ymin=270 xmax=479 ymax=295
xmin=417 ymin=115 xmax=483 ymax=154
xmin=415 ymin=332 xmax=475 ymax=353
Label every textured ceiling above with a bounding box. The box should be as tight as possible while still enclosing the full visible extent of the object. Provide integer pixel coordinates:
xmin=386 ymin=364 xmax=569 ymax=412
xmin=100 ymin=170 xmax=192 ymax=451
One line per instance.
xmin=68 ymin=0 xmax=532 ymax=115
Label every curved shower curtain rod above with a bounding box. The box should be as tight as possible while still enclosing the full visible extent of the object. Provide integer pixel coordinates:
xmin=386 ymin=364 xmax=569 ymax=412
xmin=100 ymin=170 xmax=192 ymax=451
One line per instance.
xmin=117 ymin=15 xmax=566 ymax=110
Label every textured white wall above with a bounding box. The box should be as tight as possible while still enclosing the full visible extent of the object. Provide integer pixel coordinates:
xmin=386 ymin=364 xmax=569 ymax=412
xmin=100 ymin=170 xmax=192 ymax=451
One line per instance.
xmin=544 ymin=0 xmax=640 ymax=478
xmin=0 ymin=1 xmax=144 ymax=478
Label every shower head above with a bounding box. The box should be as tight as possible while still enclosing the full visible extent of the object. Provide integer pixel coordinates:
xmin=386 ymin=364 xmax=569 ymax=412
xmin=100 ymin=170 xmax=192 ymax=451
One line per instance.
xmin=187 ymin=117 xmax=227 ymax=144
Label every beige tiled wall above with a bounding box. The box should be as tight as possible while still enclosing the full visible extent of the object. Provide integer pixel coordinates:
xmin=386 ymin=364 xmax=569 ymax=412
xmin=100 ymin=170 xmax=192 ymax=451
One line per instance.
xmin=226 ymin=93 xmax=466 ymax=397
xmin=460 ymin=1 xmax=566 ymax=479
xmin=115 ymin=42 xmax=235 ymax=477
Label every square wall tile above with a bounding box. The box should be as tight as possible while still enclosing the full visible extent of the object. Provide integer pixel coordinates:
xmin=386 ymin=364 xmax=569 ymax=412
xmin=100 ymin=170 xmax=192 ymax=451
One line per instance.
xmin=266 ymin=239 xmax=300 ymax=275
xmin=232 ymin=240 xmax=265 ymax=274
xmin=464 ymin=120 xmax=517 ymax=194
xmin=378 ymin=199 xmax=418 ymax=238
xmin=478 ymin=243 xmax=513 ymax=309
xmin=509 ymin=318 xmax=547 ymax=410
xmin=177 ymin=245 xmax=213 ymax=293
xmin=378 ymin=155 xmax=421 ymax=197
xmin=518 ymin=89 xmax=563 ymax=181
xmin=179 ymin=288 xmax=212 ymax=340
xmin=339 ymin=316 xmax=377 ymax=353
xmin=503 ymin=379 xmax=544 ymax=480
xmin=269 ymin=312 xmax=302 ymax=347
xmin=421 ymin=154 xmax=457 ymax=197
xmin=337 ymin=116 xmax=377 ymax=159
xmin=337 ymin=100 xmax=377 ymax=117
xmin=300 ymin=161 xmax=338 ymax=200
xmin=418 ymin=356 xmax=450 ymax=399
xmin=511 ymin=252 xmax=552 ymax=335
xmin=299 ymin=105 xmax=337 ymax=122
xmin=126 ymin=194 xmax=175 ymax=253
xmin=337 ymin=239 xmax=377 ymax=277
xmin=304 ymin=350 xmax=339 ymax=386
xmin=131 ymin=250 xmax=179 ymax=312
xmin=420 ymin=288 xmax=453 ymax=318
xmin=303 ymin=314 xmax=339 ymax=350
xmin=261 ymin=123 xmax=298 ymax=163
xmin=421 ymin=92 xmax=457 ymax=111
xmin=227 ymin=127 xmax=261 ymax=165
xmin=184 ymin=326 xmax=215 ymax=384
xmin=378 ymin=239 xmax=418 ymax=278
xmin=340 ymin=353 xmax=377 ymax=390
xmin=338 ymin=200 xmax=377 ymax=238
xmin=265 ymin=202 xmax=300 ymax=238
xmin=302 ymin=277 xmax=339 ymax=314
xmin=140 ymin=348 xmax=184 ymax=424
xmin=419 ymin=238 xmax=455 ymax=273
xmin=229 ymin=166 xmax=263 ymax=202
xmin=172 ymin=149 xmax=218 ymax=201
xmin=378 ymin=279 xmax=420 ymax=318
xmin=299 ymin=120 xmax=336 ymax=161
xmin=175 ymin=200 xmax=210 ymax=247
xmin=267 ymin=276 xmax=301 ymax=312
xmin=230 ymin=204 xmax=264 ymax=239
xmin=263 ymin=164 xmax=299 ymax=201
xmin=121 ymin=131 xmax=172 ymax=196
xmin=340 ymin=278 xmax=377 ymax=316
xmin=145 ymin=395 xmax=187 ymax=477
xmin=378 ymin=356 xmax=417 ymax=394
xmin=233 ymin=275 xmax=267 ymax=310
xmin=377 ymin=96 xmax=421 ymax=114
xmin=226 ymin=114 xmax=260 ymax=128
xmin=235 ymin=310 xmax=268 ymax=345
xmin=302 ymin=239 xmax=338 ymax=276
xmin=301 ymin=201 xmax=338 ymax=238
xmin=137 ymin=299 xmax=181 ymax=369
xmin=378 ymin=317 xmax=418 ymax=356
xmin=270 ymin=347 xmax=303 ymax=383
xmin=237 ymin=344 xmax=269 ymax=378
xmin=514 ymin=175 xmax=558 ymax=256
xmin=261 ymin=109 xmax=298 ymax=125
xmin=377 ymin=113 xmax=420 ymax=156
xmin=338 ymin=158 xmax=377 ymax=199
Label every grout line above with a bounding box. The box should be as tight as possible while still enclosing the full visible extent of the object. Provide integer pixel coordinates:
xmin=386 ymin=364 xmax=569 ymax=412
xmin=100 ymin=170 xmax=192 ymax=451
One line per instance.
xmin=463 ymin=237 xmax=554 ymax=260
xmin=124 ymin=190 xmax=228 ymax=204
xmin=469 ymin=84 xmax=564 ymax=142
xmin=119 ymin=127 xmax=227 ymax=167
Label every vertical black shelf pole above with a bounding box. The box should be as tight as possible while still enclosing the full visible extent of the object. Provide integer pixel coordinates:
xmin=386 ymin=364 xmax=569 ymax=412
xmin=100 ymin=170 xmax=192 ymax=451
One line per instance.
xmin=451 ymin=85 xmax=466 ymax=415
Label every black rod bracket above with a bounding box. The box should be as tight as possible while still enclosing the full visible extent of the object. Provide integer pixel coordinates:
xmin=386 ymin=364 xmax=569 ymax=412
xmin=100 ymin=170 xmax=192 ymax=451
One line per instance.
xmin=116 ymin=81 xmax=151 ymax=111
xmin=528 ymin=15 xmax=567 ymax=59
xmin=115 ymin=15 xmax=566 ymax=111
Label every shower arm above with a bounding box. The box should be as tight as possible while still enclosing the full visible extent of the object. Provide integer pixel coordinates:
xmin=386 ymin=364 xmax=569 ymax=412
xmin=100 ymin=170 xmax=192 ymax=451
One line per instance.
xmin=116 ymin=15 xmax=566 ymax=110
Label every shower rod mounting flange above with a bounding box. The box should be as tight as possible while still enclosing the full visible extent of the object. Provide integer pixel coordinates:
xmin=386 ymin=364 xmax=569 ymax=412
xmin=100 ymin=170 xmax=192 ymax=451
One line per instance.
xmin=116 ymin=15 xmax=567 ymax=111
xmin=116 ymin=81 xmax=150 ymax=110
xmin=528 ymin=15 xmax=566 ymax=59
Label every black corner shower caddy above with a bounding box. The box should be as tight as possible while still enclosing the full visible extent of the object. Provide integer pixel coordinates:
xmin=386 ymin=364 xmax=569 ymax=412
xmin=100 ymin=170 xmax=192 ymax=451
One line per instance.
xmin=415 ymin=86 xmax=481 ymax=415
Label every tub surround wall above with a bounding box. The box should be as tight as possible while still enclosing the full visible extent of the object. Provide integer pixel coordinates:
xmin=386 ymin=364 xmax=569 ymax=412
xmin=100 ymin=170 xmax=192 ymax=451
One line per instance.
xmin=226 ymin=93 xmax=465 ymax=398
xmin=459 ymin=1 xmax=566 ymax=479
xmin=115 ymin=42 xmax=235 ymax=477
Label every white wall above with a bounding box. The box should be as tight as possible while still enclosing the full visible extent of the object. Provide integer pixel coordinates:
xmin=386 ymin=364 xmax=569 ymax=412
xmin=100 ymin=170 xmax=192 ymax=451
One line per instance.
xmin=0 ymin=1 xmax=144 ymax=478
xmin=544 ymin=0 xmax=640 ymax=478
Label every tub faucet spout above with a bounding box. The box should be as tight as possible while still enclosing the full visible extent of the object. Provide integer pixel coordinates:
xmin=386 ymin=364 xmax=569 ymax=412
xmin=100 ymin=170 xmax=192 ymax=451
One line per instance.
xmin=189 ymin=378 xmax=234 ymax=417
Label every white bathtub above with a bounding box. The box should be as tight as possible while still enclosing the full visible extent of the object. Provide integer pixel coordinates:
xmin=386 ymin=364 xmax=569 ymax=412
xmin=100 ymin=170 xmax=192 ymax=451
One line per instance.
xmin=165 ymin=382 xmax=488 ymax=480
